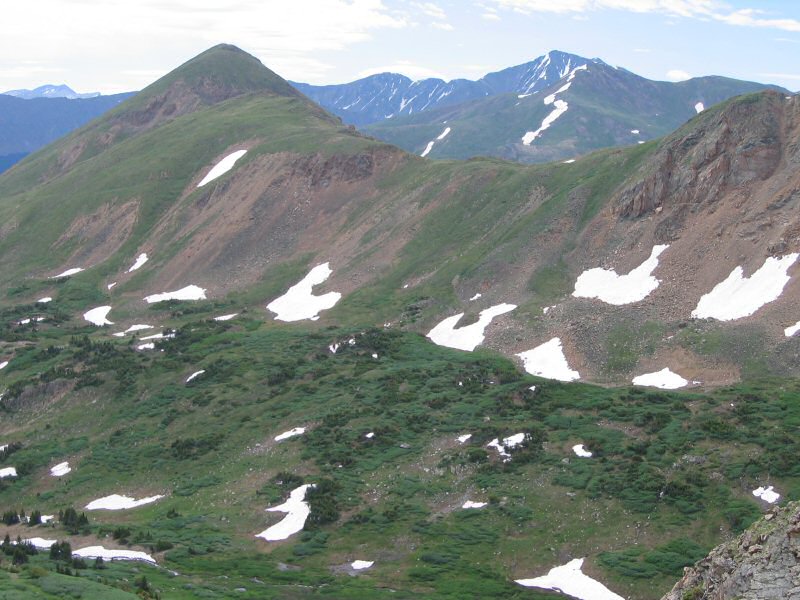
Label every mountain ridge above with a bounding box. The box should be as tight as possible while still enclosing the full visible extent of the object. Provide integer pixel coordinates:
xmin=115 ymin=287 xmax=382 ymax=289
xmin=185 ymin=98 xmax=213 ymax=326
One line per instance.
xmin=0 ymin=44 xmax=799 ymax=600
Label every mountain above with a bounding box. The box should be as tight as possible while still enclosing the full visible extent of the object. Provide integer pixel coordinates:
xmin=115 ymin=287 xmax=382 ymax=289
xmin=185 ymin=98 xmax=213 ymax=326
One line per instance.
xmin=0 ymin=44 xmax=799 ymax=599
xmin=296 ymin=50 xmax=787 ymax=163
xmin=292 ymin=50 xmax=606 ymax=126
xmin=0 ymin=92 xmax=134 ymax=173
xmin=363 ymin=67 xmax=783 ymax=164
xmin=3 ymin=84 xmax=100 ymax=99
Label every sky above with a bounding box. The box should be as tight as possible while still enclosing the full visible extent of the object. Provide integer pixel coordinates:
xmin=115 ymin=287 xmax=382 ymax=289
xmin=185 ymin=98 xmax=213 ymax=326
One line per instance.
xmin=2 ymin=0 xmax=799 ymax=94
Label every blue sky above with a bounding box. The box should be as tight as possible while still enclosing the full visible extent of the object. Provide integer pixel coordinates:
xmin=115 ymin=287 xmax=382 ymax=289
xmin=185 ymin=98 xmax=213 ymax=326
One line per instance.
xmin=2 ymin=1 xmax=799 ymax=93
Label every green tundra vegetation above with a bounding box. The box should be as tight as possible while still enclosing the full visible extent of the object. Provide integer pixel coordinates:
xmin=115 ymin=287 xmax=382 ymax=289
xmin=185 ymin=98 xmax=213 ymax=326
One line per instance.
xmin=0 ymin=295 xmax=797 ymax=599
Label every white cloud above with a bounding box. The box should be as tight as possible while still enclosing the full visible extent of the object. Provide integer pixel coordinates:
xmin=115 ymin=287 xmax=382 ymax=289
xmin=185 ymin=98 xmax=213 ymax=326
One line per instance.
xmin=714 ymin=9 xmax=800 ymax=32
xmin=665 ymin=69 xmax=691 ymax=80
xmin=0 ymin=0 xmax=408 ymax=91
xmin=481 ymin=12 xmax=501 ymax=20
xmin=484 ymin=0 xmax=800 ymax=32
xmin=413 ymin=1 xmax=447 ymax=20
xmin=432 ymin=22 xmax=455 ymax=30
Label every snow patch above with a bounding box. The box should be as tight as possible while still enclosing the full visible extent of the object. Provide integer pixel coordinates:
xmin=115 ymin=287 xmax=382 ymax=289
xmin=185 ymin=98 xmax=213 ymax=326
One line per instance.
xmin=516 ymin=558 xmax=624 ymax=600
xmin=24 ymin=538 xmax=57 ymax=549
xmin=351 ymin=560 xmax=374 ymax=570
xmin=139 ymin=332 xmax=175 ymax=341
xmin=457 ymin=434 xmax=472 ymax=443
xmin=522 ymin=99 xmax=568 ymax=145
xmin=692 ymin=254 xmax=798 ymax=321
xmin=516 ymin=338 xmax=579 ymax=382
xmin=632 ymin=367 xmax=688 ymax=389
xmin=436 ymin=127 xmax=451 ymax=140
xmin=186 ymin=370 xmax=205 ymax=383
xmin=462 ymin=500 xmax=487 ymax=509
xmin=256 ymin=484 xmax=315 ymax=541
xmin=73 ymin=545 xmax=156 ymax=564
xmin=420 ymin=140 xmax=435 ymax=157
xmin=267 ymin=263 xmax=341 ymax=322
xmin=0 ymin=467 xmax=17 ymax=478
xmin=753 ymin=485 xmax=780 ymax=504
xmin=469 ymin=293 xmax=482 ymax=301
xmin=112 ymin=324 xmax=153 ymax=337
xmin=0 ymin=361 xmax=7 ymax=370
xmin=50 ymin=267 xmax=83 ymax=279
xmin=631 ymin=129 xmax=640 ymax=134
xmin=275 ymin=427 xmax=306 ymax=441
xmin=86 ymin=494 xmax=164 ymax=510
xmin=127 ymin=253 xmax=148 ymax=272
xmin=694 ymin=101 xmax=705 ymax=113
xmin=83 ymin=306 xmax=113 ymax=326
xmin=563 ymin=159 xmax=575 ymax=163
xmin=198 ymin=149 xmax=247 ymax=187
xmin=427 ymin=303 xmax=516 ymax=352
xmin=572 ymin=444 xmax=592 ymax=458
xmin=214 ymin=313 xmax=238 ymax=321
xmin=573 ymin=245 xmax=669 ymax=305
xmin=785 ymin=321 xmax=800 ymax=337
xmin=50 ymin=462 xmax=71 ymax=476
xmin=107 ymin=282 xmax=117 ymax=290
xmin=137 ymin=343 xmax=155 ymax=351
xmin=37 ymin=297 xmax=52 ymax=303
xmin=487 ymin=433 xmax=527 ymax=461
xmin=144 ymin=285 xmax=206 ymax=303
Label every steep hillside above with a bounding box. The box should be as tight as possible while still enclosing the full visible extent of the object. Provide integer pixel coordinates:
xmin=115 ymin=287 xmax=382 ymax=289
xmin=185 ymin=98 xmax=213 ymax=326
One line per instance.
xmin=661 ymin=500 xmax=800 ymax=599
xmin=362 ymin=62 xmax=783 ymax=163
xmin=0 ymin=44 xmax=799 ymax=600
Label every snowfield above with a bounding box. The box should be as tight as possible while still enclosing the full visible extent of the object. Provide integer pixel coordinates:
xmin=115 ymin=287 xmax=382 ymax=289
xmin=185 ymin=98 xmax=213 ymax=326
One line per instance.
xmin=572 ymin=245 xmax=669 ymax=305
xmin=522 ymin=64 xmax=586 ymax=145
xmin=692 ymin=254 xmax=798 ymax=321
xmin=427 ymin=303 xmax=516 ymax=351
xmin=267 ymin=263 xmax=341 ymax=322
xmin=516 ymin=338 xmax=580 ymax=382
xmin=632 ymin=367 xmax=688 ymax=389
xmin=256 ymin=484 xmax=315 ymax=541
xmin=572 ymin=444 xmax=592 ymax=458
xmin=753 ymin=485 xmax=780 ymax=504
xmin=73 ymin=545 xmax=156 ymax=564
xmin=198 ymin=149 xmax=247 ymax=186
xmin=144 ymin=285 xmax=207 ymax=303
xmin=83 ymin=306 xmax=113 ymax=326
xmin=487 ymin=432 xmax=527 ymax=461
xmin=186 ymin=370 xmax=205 ymax=383
xmin=275 ymin=427 xmax=306 ymax=441
xmin=86 ymin=494 xmax=164 ymax=510
xmin=127 ymin=253 xmax=148 ymax=272
xmin=113 ymin=324 xmax=153 ymax=337
xmin=50 ymin=267 xmax=83 ymax=279
xmin=516 ymin=558 xmax=624 ymax=600
xmin=50 ymin=461 xmax=71 ymax=476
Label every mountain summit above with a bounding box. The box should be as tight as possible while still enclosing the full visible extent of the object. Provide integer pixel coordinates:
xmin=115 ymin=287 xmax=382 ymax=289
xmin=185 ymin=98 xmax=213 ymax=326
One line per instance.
xmin=2 ymin=84 xmax=100 ymax=99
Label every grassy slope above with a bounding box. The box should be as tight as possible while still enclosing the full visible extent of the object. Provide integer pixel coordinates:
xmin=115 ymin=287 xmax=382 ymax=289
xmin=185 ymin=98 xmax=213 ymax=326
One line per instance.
xmin=0 ymin=299 xmax=798 ymax=598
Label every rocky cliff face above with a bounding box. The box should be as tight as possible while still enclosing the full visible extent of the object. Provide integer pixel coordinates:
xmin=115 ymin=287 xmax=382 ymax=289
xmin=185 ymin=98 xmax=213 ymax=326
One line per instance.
xmin=662 ymin=501 xmax=800 ymax=600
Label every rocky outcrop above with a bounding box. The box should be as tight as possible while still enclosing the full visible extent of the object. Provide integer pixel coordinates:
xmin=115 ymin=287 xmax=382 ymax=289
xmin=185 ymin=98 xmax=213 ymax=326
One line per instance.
xmin=661 ymin=501 xmax=800 ymax=600
xmin=615 ymin=91 xmax=793 ymax=220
